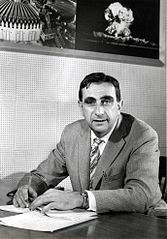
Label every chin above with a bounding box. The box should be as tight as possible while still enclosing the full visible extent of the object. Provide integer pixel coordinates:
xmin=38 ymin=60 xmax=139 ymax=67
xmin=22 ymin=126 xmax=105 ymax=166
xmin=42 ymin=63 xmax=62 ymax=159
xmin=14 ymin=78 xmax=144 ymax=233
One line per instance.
xmin=92 ymin=129 xmax=108 ymax=137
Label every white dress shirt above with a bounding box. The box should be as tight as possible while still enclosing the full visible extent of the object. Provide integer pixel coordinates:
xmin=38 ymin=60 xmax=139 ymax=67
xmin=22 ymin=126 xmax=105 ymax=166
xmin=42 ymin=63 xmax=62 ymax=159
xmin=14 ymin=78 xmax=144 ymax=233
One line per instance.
xmin=86 ymin=120 xmax=118 ymax=211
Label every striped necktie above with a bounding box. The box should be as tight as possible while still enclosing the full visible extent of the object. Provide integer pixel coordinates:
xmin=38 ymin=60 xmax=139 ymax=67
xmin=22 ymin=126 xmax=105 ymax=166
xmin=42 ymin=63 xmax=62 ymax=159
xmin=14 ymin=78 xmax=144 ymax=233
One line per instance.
xmin=90 ymin=138 xmax=104 ymax=180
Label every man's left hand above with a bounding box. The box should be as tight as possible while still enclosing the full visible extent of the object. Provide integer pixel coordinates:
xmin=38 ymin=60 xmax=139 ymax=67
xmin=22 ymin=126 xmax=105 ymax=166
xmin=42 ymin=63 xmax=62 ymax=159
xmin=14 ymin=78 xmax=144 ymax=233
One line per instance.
xmin=29 ymin=189 xmax=83 ymax=212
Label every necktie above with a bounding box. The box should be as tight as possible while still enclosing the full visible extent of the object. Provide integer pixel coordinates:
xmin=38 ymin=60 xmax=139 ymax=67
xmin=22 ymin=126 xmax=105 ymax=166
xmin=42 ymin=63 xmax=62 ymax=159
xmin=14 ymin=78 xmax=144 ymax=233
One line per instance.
xmin=90 ymin=138 xmax=104 ymax=180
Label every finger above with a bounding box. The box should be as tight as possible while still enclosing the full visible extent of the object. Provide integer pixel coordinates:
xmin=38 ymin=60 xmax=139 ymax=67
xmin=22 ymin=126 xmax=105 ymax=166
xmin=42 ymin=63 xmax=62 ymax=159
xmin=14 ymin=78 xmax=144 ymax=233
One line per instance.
xmin=18 ymin=186 xmax=29 ymax=207
xmin=13 ymin=186 xmax=29 ymax=208
xmin=13 ymin=193 xmax=27 ymax=208
xmin=18 ymin=188 xmax=29 ymax=207
xmin=42 ymin=202 xmax=58 ymax=213
xmin=30 ymin=189 xmax=61 ymax=210
xmin=19 ymin=186 xmax=37 ymax=206
xmin=13 ymin=197 xmax=19 ymax=207
xmin=30 ymin=195 xmax=50 ymax=210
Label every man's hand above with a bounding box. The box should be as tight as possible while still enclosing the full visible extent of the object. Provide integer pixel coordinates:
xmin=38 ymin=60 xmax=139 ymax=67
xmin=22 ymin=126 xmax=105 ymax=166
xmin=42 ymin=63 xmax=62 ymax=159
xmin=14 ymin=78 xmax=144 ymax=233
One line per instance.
xmin=13 ymin=185 xmax=37 ymax=208
xmin=29 ymin=189 xmax=83 ymax=213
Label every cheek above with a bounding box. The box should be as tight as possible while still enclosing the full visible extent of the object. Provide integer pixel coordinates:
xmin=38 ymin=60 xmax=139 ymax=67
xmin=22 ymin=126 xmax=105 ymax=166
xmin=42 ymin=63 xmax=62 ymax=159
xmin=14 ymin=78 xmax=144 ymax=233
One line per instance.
xmin=106 ymin=107 xmax=120 ymax=118
xmin=82 ymin=108 xmax=92 ymax=119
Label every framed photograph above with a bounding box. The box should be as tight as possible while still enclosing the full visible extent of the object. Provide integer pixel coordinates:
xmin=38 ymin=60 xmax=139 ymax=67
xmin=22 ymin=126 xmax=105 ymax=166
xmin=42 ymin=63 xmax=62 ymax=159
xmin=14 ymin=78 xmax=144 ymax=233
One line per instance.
xmin=0 ymin=0 xmax=77 ymax=48
xmin=76 ymin=0 xmax=160 ymax=59
xmin=0 ymin=0 xmax=165 ymax=66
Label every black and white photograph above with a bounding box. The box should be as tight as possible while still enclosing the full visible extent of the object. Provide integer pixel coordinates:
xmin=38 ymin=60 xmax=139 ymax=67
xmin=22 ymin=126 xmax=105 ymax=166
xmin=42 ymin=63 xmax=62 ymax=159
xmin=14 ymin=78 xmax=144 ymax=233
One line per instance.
xmin=0 ymin=0 xmax=77 ymax=48
xmin=0 ymin=0 xmax=162 ymax=62
xmin=76 ymin=0 xmax=160 ymax=59
xmin=0 ymin=0 xmax=166 ymax=238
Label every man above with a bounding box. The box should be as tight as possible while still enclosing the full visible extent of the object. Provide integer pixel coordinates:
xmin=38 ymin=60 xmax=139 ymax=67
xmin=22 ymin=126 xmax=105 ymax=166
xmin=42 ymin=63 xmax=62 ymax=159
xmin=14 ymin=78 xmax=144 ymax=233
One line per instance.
xmin=13 ymin=72 xmax=162 ymax=214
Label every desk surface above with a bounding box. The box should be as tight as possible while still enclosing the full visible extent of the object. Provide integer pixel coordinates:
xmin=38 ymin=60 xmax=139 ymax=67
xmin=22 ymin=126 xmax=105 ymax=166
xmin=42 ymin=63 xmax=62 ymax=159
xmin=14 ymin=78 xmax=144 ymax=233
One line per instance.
xmin=0 ymin=181 xmax=167 ymax=239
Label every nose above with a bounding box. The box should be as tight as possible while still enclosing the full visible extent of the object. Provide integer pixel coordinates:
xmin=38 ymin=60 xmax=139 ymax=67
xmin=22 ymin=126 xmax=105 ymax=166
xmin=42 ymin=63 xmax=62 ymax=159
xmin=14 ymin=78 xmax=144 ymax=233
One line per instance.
xmin=94 ymin=104 xmax=104 ymax=116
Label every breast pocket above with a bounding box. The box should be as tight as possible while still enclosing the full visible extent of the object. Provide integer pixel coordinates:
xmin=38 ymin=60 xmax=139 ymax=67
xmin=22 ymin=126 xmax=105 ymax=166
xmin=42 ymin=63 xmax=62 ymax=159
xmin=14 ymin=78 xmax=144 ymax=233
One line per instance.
xmin=101 ymin=171 xmax=125 ymax=190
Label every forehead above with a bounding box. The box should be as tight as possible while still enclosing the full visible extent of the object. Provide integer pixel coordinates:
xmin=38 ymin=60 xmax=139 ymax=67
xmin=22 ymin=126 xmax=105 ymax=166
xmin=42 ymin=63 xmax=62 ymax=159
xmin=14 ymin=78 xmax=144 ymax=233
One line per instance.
xmin=82 ymin=82 xmax=116 ymax=99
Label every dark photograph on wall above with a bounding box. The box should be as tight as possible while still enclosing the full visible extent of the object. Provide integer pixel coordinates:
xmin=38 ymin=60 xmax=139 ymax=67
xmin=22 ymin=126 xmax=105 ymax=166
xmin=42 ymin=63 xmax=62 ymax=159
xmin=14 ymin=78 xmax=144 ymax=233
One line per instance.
xmin=75 ymin=0 xmax=160 ymax=59
xmin=0 ymin=0 xmax=161 ymax=61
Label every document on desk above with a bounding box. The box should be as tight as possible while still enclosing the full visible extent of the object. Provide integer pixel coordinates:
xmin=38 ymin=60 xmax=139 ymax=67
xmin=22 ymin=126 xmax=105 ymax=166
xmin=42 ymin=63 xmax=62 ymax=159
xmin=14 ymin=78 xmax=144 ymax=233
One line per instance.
xmin=0 ymin=205 xmax=30 ymax=213
xmin=0 ymin=205 xmax=97 ymax=232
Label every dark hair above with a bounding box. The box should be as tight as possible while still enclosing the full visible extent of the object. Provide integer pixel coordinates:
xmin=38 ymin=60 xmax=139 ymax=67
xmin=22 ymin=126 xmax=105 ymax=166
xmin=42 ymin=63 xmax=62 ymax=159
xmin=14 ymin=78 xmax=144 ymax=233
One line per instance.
xmin=79 ymin=72 xmax=121 ymax=102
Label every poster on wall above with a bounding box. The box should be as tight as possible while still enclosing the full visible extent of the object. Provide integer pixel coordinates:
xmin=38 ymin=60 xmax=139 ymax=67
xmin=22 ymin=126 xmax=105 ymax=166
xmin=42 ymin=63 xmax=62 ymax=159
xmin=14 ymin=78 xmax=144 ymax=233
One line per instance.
xmin=0 ymin=0 xmax=163 ymax=64
xmin=76 ymin=0 xmax=160 ymax=59
xmin=0 ymin=0 xmax=77 ymax=49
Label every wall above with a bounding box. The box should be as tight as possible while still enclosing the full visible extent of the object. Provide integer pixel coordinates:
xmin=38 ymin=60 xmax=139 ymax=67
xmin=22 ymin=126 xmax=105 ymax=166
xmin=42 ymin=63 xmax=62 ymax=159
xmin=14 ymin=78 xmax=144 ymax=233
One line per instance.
xmin=0 ymin=50 xmax=166 ymax=185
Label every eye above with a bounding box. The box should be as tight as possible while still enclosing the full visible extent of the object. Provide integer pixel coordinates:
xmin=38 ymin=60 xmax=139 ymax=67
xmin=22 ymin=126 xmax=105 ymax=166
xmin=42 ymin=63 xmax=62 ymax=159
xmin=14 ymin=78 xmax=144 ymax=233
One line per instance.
xmin=101 ymin=99 xmax=113 ymax=105
xmin=84 ymin=98 xmax=96 ymax=105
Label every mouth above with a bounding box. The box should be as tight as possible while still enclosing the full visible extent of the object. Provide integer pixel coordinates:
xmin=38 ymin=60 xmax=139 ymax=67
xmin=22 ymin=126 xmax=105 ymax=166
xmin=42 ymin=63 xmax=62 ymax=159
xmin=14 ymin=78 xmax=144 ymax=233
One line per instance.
xmin=93 ymin=119 xmax=107 ymax=123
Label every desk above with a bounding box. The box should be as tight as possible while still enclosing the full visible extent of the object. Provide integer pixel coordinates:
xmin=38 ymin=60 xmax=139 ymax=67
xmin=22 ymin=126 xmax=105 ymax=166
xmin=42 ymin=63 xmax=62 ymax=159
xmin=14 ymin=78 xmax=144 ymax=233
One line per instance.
xmin=0 ymin=181 xmax=167 ymax=239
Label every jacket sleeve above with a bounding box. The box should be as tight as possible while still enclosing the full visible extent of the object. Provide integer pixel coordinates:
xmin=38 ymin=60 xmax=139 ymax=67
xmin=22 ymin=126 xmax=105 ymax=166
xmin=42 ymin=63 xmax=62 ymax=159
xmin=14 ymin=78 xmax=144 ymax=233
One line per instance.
xmin=17 ymin=128 xmax=68 ymax=195
xmin=92 ymin=127 xmax=161 ymax=213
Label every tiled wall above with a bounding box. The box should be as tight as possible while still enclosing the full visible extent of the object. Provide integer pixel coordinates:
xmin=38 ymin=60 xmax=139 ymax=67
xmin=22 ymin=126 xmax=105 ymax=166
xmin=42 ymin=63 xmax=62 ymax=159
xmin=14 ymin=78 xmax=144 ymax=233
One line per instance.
xmin=0 ymin=51 xmax=166 ymax=185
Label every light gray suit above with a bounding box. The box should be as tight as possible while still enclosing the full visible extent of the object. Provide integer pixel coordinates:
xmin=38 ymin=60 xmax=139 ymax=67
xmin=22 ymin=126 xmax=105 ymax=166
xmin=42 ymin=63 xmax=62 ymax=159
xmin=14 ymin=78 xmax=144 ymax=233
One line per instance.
xmin=19 ymin=113 xmax=162 ymax=213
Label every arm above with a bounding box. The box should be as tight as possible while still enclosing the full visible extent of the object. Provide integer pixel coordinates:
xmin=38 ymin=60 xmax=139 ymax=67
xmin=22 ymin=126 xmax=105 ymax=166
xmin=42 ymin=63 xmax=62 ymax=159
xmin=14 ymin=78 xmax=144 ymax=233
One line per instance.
xmin=13 ymin=128 xmax=69 ymax=207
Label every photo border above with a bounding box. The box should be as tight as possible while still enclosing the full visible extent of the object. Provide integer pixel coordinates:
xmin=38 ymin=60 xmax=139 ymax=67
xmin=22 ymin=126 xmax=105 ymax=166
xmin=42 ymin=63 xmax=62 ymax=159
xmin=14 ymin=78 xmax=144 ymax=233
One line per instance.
xmin=0 ymin=0 xmax=165 ymax=66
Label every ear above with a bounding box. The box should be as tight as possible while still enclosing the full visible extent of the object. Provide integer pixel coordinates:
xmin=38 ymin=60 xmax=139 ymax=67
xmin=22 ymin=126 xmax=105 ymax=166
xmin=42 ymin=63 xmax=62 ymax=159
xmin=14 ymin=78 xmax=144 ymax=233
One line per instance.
xmin=78 ymin=101 xmax=84 ymax=111
xmin=78 ymin=101 xmax=85 ymax=117
xmin=117 ymin=100 xmax=123 ymax=110
xmin=78 ymin=100 xmax=83 ymax=108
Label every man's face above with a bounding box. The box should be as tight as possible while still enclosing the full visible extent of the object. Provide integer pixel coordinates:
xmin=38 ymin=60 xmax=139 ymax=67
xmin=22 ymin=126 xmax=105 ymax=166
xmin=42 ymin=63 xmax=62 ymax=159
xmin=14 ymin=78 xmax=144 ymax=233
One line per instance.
xmin=79 ymin=82 xmax=123 ymax=138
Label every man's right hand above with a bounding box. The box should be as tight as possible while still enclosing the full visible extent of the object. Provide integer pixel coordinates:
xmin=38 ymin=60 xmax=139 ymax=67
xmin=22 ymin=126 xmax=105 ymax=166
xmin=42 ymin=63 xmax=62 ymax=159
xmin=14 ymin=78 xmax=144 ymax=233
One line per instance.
xmin=13 ymin=185 xmax=37 ymax=208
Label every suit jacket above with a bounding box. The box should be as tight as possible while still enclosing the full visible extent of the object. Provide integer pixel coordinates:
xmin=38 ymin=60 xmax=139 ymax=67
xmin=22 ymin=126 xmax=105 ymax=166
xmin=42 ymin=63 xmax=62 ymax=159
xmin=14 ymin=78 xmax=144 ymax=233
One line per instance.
xmin=19 ymin=113 xmax=162 ymax=213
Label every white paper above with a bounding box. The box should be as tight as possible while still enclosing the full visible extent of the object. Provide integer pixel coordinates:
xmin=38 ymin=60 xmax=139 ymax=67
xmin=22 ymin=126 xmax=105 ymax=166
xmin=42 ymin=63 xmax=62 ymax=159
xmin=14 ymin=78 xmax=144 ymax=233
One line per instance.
xmin=0 ymin=205 xmax=30 ymax=213
xmin=45 ymin=209 xmax=97 ymax=221
xmin=0 ymin=207 xmax=97 ymax=232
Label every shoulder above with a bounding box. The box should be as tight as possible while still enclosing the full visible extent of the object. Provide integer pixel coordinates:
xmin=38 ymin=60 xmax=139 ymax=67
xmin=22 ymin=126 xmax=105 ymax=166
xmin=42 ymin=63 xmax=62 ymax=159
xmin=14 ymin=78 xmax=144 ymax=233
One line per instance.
xmin=121 ymin=113 xmax=159 ymax=158
xmin=62 ymin=119 xmax=89 ymax=137
xmin=121 ymin=113 xmax=158 ymax=142
xmin=133 ymin=117 xmax=157 ymax=137
xmin=64 ymin=119 xmax=88 ymax=130
xmin=124 ymin=113 xmax=158 ymax=142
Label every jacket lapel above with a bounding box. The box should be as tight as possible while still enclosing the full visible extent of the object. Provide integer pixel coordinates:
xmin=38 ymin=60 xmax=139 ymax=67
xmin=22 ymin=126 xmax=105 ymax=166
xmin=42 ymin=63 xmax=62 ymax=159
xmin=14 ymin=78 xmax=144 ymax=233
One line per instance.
xmin=92 ymin=138 xmax=126 ymax=189
xmin=92 ymin=113 xmax=134 ymax=189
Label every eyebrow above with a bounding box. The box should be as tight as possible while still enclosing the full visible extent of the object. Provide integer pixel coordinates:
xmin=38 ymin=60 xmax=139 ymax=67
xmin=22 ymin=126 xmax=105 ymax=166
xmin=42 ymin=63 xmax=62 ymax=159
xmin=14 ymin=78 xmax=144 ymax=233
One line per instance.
xmin=83 ymin=96 xmax=114 ymax=103
xmin=100 ymin=96 xmax=114 ymax=101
